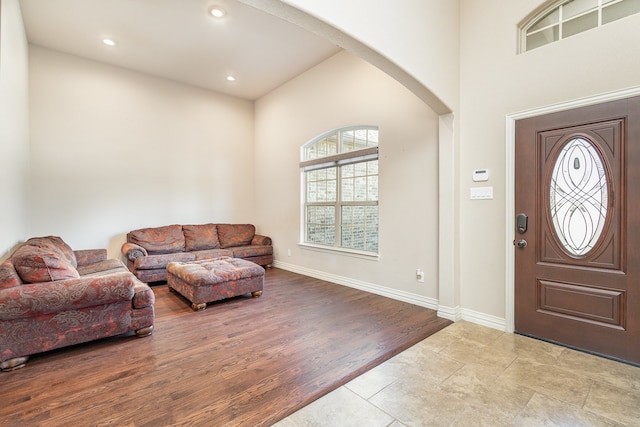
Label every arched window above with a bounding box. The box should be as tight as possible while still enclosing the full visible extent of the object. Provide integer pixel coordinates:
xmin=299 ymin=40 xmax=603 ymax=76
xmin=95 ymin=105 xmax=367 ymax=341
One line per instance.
xmin=300 ymin=126 xmax=379 ymax=254
xmin=521 ymin=0 xmax=640 ymax=52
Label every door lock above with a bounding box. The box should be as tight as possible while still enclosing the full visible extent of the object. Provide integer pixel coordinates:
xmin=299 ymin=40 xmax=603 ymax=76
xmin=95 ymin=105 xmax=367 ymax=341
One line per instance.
xmin=517 ymin=213 xmax=528 ymax=234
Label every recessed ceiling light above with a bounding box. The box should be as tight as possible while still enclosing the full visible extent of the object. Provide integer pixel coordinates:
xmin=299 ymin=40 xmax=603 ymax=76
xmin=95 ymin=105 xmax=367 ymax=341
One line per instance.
xmin=226 ymin=75 xmax=236 ymax=82
xmin=102 ymin=38 xmax=116 ymax=47
xmin=209 ymin=6 xmax=226 ymax=18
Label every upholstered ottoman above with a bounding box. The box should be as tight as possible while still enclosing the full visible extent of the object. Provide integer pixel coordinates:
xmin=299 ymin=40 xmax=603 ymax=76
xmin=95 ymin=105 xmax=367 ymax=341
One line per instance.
xmin=166 ymin=257 xmax=264 ymax=311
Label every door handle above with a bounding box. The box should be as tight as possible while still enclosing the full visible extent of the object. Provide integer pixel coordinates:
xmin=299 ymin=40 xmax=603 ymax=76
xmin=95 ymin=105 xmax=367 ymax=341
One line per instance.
xmin=516 ymin=239 xmax=527 ymax=248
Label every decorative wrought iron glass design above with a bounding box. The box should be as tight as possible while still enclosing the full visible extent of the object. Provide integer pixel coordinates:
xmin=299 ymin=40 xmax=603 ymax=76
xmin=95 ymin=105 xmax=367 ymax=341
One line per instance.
xmin=549 ymin=137 xmax=608 ymax=256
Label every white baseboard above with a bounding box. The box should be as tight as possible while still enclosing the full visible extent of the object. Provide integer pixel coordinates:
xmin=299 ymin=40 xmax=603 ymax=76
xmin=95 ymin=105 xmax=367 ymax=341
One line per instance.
xmin=272 ymin=261 xmax=507 ymax=332
xmin=460 ymin=308 xmax=506 ymax=331
xmin=436 ymin=305 xmax=461 ymax=322
xmin=273 ymin=260 xmax=439 ymax=310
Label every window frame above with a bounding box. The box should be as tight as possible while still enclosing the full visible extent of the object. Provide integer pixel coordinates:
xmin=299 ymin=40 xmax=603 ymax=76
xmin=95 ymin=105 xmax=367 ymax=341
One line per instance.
xmin=520 ymin=0 xmax=640 ymax=53
xmin=299 ymin=126 xmax=379 ymax=257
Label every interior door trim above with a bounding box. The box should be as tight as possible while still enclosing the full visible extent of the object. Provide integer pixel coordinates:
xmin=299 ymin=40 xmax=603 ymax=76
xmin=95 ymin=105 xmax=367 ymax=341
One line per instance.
xmin=505 ymin=85 xmax=640 ymax=333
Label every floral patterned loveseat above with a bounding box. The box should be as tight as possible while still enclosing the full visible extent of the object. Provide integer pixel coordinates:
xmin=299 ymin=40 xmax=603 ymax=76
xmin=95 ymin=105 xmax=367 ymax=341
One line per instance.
xmin=0 ymin=236 xmax=155 ymax=371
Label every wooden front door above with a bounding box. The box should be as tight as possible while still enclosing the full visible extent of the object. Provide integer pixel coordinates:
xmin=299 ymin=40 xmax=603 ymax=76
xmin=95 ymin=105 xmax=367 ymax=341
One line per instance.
xmin=515 ymin=96 xmax=640 ymax=365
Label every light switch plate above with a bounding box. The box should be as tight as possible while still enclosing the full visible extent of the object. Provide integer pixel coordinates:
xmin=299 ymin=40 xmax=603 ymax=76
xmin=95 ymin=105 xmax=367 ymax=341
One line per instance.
xmin=470 ymin=186 xmax=493 ymax=200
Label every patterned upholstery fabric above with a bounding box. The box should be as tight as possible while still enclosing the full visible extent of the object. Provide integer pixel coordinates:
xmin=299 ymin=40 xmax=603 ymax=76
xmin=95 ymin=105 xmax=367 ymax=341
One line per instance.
xmin=217 ymin=224 xmax=256 ymax=248
xmin=128 ymin=225 xmax=185 ymax=254
xmin=0 ymin=236 xmax=155 ymax=371
xmin=183 ymin=224 xmax=220 ymax=251
xmin=0 ymin=261 xmax=22 ymax=290
xmin=0 ymin=273 xmax=134 ymax=320
xmin=167 ymin=257 xmax=264 ymax=308
xmin=11 ymin=236 xmax=80 ymax=283
xmin=121 ymin=223 xmax=273 ymax=283
xmin=133 ymin=252 xmax=195 ymax=270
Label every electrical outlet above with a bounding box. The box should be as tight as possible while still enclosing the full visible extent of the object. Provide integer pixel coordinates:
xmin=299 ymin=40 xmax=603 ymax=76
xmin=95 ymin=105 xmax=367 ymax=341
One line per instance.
xmin=287 ymin=249 xmax=291 ymax=257
xmin=416 ymin=268 xmax=425 ymax=282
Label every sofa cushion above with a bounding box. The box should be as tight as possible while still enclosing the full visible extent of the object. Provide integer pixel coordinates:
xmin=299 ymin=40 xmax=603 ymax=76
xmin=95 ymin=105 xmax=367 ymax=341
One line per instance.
xmin=0 ymin=261 xmax=23 ymax=290
xmin=217 ymin=224 xmax=255 ymax=248
xmin=77 ymin=259 xmax=129 ymax=277
xmin=229 ymin=245 xmax=273 ymax=259
xmin=133 ymin=252 xmax=196 ymax=270
xmin=128 ymin=225 xmax=185 ymax=254
xmin=183 ymin=224 xmax=220 ymax=251
xmin=11 ymin=237 xmax=80 ymax=283
xmin=192 ymin=248 xmax=233 ymax=260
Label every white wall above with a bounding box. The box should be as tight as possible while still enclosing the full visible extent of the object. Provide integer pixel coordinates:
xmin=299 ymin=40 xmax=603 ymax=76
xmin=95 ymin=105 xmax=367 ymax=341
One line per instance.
xmin=0 ymin=0 xmax=30 ymax=261
xmin=279 ymin=0 xmax=460 ymax=113
xmin=255 ymin=51 xmax=440 ymax=302
xmin=458 ymin=1 xmax=640 ymax=320
xmin=28 ymin=46 xmax=255 ymax=257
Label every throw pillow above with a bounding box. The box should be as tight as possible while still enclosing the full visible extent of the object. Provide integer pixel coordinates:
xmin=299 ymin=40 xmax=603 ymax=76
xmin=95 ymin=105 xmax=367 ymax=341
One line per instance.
xmin=11 ymin=238 xmax=80 ymax=283
xmin=0 ymin=261 xmax=23 ymax=289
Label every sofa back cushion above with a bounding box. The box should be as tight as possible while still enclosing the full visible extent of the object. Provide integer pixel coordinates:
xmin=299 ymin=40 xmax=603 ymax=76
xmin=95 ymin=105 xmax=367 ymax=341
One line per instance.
xmin=217 ymin=224 xmax=255 ymax=248
xmin=128 ymin=225 xmax=185 ymax=254
xmin=183 ymin=224 xmax=220 ymax=251
xmin=11 ymin=236 xmax=80 ymax=283
xmin=0 ymin=260 xmax=23 ymax=289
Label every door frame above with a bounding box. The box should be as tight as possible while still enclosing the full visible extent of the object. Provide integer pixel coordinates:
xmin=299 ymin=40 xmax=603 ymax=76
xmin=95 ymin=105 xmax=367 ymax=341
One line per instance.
xmin=505 ymin=86 xmax=640 ymax=333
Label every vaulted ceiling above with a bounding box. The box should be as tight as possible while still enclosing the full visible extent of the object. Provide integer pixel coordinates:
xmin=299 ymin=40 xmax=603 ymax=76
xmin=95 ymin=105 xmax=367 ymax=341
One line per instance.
xmin=19 ymin=0 xmax=342 ymax=100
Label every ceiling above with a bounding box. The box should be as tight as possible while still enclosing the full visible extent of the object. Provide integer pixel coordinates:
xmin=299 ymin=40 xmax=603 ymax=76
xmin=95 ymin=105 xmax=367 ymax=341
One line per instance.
xmin=19 ymin=0 xmax=342 ymax=100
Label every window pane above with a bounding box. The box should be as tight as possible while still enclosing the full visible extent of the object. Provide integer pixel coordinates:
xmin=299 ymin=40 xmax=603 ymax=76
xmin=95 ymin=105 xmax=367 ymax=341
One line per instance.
xmin=368 ymin=161 xmax=378 ymax=175
xmin=342 ymin=128 xmax=378 ymax=153
xmin=366 ymin=206 xmax=379 ymax=226
xmin=368 ymin=175 xmax=379 ymax=201
xmin=307 ymin=181 xmax=317 ymax=202
xmin=562 ymin=0 xmax=598 ymax=20
xmin=603 ymin=0 xmax=640 ymax=23
xmin=526 ymin=26 xmax=559 ymax=51
xmin=340 ymin=205 xmax=378 ymax=251
xmin=305 ymin=133 xmax=338 ymax=160
xmin=342 ymin=178 xmax=354 ymax=201
xmin=306 ymin=168 xmax=337 ymax=203
xmin=529 ymin=9 xmax=559 ymax=32
xmin=306 ymin=206 xmax=335 ymax=245
xmin=367 ymin=129 xmax=379 ymax=145
xmin=563 ymin=10 xmax=598 ymax=38
xmin=549 ymin=137 xmax=608 ymax=256
xmin=354 ymin=177 xmax=367 ymax=201
xmin=354 ymin=162 xmax=367 ymax=176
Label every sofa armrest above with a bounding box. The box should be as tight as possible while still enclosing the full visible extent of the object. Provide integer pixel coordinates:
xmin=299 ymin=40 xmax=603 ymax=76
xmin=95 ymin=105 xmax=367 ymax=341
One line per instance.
xmin=0 ymin=272 xmax=135 ymax=320
xmin=74 ymin=249 xmax=107 ymax=267
xmin=122 ymin=242 xmax=148 ymax=261
xmin=251 ymin=234 xmax=272 ymax=246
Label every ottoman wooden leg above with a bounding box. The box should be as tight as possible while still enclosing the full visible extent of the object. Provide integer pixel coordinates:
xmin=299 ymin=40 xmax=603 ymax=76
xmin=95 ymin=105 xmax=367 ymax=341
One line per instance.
xmin=192 ymin=302 xmax=207 ymax=311
xmin=251 ymin=290 xmax=263 ymax=297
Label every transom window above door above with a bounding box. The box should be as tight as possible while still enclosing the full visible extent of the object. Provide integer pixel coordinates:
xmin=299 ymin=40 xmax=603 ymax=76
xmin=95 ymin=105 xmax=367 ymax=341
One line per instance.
xmin=520 ymin=0 xmax=640 ymax=52
xmin=300 ymin=127 xmax=379 ymax=255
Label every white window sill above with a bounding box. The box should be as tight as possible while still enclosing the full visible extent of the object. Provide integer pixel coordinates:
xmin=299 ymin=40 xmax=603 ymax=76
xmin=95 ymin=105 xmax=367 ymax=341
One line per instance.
xmin=298 ymin=242 xmax=379 ymax=261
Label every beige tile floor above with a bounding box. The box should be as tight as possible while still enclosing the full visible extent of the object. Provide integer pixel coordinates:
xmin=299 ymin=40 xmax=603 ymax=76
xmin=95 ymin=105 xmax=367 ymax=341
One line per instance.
xmin=274 ymin=321 xmax=640 ymax=427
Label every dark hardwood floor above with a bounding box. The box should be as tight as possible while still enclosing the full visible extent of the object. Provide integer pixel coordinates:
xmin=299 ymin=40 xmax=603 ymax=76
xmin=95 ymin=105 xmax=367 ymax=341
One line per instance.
xmin=0 ymin=268 xmax=452 ymax=426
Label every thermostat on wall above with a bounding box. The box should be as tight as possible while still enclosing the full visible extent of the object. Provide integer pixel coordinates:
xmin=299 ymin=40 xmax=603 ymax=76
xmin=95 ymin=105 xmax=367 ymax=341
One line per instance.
xmin=473 ymin=169 xmax=489 ymax=182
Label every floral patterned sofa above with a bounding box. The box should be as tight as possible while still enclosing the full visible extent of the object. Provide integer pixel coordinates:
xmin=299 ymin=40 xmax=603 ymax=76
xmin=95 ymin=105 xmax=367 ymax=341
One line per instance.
xmin=0 ymin=236 xmax=155 ymax=371
xmin=121 ymin=224 xmax=273 ymax=283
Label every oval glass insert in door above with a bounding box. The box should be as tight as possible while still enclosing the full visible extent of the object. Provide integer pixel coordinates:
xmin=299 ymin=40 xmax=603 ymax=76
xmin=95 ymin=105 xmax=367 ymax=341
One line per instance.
xmin=549 ymin=137 xmax=609 ymax=256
